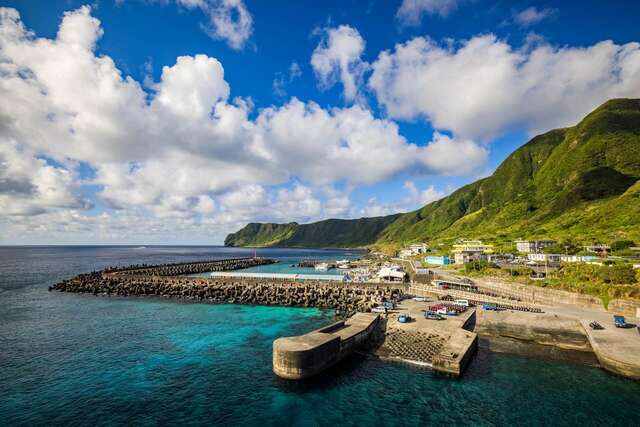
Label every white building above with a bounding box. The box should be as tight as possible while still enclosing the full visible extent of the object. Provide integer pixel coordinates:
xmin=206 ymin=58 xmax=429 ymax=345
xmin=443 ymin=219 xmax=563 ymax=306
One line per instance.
xmin=453 ymin=250 xmax=488 ymax=264
xmin=377 ymin=267 xmax=406 ymax=282
xmin=560 ymin=255 xmax=583 ymax=263
xmin=398 ymin=243 xmax=429 ymax=259
xmin=583 ymin=244 xmax=611 ymax=254
xmin=516 ymin=240 xmax=556 ymax=253
xmin=527 ymin=253 xmax=562 ymax=264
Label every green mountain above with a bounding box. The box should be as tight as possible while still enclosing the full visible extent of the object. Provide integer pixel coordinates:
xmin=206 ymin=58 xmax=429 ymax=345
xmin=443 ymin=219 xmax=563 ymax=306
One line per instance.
xmin=225 ymin=99 xmax=640 ymax=249
xmin=224 ymin=215 xmax=401 ymax=248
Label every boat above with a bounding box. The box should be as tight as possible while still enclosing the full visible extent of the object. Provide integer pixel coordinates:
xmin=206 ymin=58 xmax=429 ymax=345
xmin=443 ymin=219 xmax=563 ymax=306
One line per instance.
xmin=413 ymin=296 xmax=429 ymax=302
xmin=314 ymin=263 xmax=329 ymax=271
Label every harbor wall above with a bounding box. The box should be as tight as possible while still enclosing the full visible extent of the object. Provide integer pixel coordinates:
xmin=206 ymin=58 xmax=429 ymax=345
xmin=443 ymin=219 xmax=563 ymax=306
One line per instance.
xmin=273 ymin=313 xmax=380 ymax=380
xmin=432 ymin=330 xmax=478 ymax=376
xmin=474 ymin=310 xmax=592 ymax=352
xmin=51 ymin=273 xmax=406 ymax=313
xmin=469 ymin=278 xmax=640 ymax=318
xmin=581 ymin=320 xmax=640 ymax=380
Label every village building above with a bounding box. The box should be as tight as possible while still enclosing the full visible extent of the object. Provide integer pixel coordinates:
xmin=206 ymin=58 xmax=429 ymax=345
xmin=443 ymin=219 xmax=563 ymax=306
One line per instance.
xmin=398 ymin=243 xmax=429 ymax=259
xmin=583 ymin=244 xmax=611 ymax=255
xmin=453 ymin=249 xmax=488 ymax=264
xmin=515 ymin=240 xmax=556 ymax=253
xmin=424 ymin=255 xmax=450 ymax=266
xmin=451 ymin=240 xmax=492 ymax=264
xmin=527 ymin=253 xmax=562 ymax=265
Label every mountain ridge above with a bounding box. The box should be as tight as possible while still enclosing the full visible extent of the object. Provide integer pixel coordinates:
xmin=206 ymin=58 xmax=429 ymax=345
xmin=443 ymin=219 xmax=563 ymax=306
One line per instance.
xmin=225 ymin=99 xmax=640 ymax=249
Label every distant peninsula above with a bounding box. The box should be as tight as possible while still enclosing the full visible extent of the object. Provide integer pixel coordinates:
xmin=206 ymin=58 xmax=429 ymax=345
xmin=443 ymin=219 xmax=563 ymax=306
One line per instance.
xmin=225 ymin=99 xmax=640 ymax=249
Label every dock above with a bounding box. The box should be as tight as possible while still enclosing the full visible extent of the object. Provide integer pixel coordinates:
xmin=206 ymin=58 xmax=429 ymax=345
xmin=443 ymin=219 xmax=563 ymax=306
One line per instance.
xmin=380 ymin=299 xmax=478 ymax=377
xmin=581 ymin=319 xmax=640 ymax=380
xmin=273 ymin=313 xmax=380 ymax=380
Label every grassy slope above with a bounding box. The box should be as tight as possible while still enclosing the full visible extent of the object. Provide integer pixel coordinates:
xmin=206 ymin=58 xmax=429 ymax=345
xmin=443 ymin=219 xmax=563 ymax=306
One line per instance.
xmin=224 ymin=215 xmax=400 ymax=248
xmin=225 ymin=99 xmax=640 ymax=248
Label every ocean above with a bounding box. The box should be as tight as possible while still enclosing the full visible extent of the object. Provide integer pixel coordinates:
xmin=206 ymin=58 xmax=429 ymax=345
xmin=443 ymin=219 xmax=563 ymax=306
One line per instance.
xmin=1 ymin=246 xmax=639 ymax=426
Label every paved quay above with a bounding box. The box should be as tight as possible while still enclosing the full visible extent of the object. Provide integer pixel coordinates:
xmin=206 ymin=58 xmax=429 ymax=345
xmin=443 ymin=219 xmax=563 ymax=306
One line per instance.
xmin=410 ymin=275 xmax=640 ymax=380
xmin=378 ymin=299 xmax=478 ymax=377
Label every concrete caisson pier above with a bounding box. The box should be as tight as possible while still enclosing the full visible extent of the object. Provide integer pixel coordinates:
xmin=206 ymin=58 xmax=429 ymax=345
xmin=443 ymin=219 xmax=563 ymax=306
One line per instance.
xmin=273 ymin=313 xmax=380 ymax=380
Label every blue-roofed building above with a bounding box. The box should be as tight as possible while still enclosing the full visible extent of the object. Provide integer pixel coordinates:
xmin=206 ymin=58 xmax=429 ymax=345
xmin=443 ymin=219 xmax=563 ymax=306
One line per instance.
xmin=425 ymin=255 xmax=450 ymax=266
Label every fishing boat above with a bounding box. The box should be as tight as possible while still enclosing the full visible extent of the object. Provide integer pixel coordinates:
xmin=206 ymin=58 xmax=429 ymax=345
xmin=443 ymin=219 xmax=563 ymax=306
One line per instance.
xmin=314 ymin=262 xmax=329 ymax=271
xmin=336 ymin=259 xmax=350 ymax=269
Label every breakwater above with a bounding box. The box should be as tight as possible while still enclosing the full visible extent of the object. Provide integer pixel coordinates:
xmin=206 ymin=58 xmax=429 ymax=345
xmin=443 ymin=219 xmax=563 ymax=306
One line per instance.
xmin=50 ymin=259 xmax=406 ymax=313
xmin=273 ymin=312 xmax=380 ymax=379
xmin=104 ymin=257 xmax=274 ymax=276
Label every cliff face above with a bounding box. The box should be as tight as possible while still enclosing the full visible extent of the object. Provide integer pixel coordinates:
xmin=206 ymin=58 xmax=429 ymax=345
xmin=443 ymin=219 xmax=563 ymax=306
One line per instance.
xmin=225 ymin=99 xmax=640 ymax=248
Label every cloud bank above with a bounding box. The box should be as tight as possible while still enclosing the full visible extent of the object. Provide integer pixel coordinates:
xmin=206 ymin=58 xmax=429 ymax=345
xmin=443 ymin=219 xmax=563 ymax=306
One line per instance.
xmin=0 ymin=6 xmax=470 ymax=243
xmin=369 ymin=35 xmax=640 ymax=141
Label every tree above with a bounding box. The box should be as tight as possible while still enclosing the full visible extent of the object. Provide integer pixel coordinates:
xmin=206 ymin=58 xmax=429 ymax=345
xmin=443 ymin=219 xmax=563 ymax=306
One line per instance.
xmin=610 ymin=240 xmax=635 ymax=252
xmin=543 ymin=240 xmax=580 ymax=255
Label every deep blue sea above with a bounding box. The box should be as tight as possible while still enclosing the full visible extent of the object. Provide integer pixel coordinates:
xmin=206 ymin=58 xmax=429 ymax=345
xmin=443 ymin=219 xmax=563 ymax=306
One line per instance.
xmin=1 ymin=246 xmax=639 ymax=426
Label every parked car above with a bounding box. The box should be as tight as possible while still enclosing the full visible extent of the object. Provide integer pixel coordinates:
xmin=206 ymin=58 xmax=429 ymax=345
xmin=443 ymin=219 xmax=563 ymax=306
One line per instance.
xmin=424 ymin=310 xmax=444 ymax=320
xmin=589 ymin=321 xmax=604 ymax=330
xmin=613 ymin=315 xmax=634 ymax=328
xmin=398 ymin=313 xmax=411 ymax=323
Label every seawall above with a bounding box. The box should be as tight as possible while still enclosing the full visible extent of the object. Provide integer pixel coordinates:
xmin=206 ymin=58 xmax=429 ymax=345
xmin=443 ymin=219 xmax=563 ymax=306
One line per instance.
xmin=272 ymin=313 xmax=380 ymax=379
xmin=474 ymin=310 xmax=592 ymax=352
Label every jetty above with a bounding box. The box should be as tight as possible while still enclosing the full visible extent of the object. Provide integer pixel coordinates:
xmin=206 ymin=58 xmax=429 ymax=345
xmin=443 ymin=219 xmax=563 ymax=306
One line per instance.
xmin=50 ymin=258 xmax=406 ymax=314
xmin=272 ymin=298 xmax=479 ymax=380
xmin=273 ymin=312 xmax=380 ymax=379
xmin=379 ymin=299 xmax=478 ymax=377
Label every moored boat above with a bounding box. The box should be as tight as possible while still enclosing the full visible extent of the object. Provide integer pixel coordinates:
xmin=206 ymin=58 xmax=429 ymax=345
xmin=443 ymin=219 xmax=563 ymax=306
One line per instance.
xmin=314 ymin=262 xmax=329 ymax=271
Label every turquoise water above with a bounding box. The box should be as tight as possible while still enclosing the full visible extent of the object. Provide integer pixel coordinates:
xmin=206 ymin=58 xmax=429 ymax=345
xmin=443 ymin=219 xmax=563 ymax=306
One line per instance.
xmin=225 ymin=251 xmax=358 ymax=276
xmin=1 ymin=246 xmax=639 ymax=426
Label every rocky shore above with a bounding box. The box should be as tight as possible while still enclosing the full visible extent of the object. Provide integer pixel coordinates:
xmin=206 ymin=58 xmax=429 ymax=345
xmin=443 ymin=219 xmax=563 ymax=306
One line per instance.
xmin=50 ymin=258 xmax=406 ymax=313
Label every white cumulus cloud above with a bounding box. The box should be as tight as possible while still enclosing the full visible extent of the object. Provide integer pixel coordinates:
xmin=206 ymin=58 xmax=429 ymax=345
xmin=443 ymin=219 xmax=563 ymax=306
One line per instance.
xmin=396 ymin=0 xmax=460 ymax=26
xmin=369 ymin=34 xmax=640 ymax=141
xmin=0 ymin=6 xmax=486 ymax=243
xmin=311 ymin=25 xmax=369 ymax=102
xmin=513 ymin=6 xmax=556 ymax=27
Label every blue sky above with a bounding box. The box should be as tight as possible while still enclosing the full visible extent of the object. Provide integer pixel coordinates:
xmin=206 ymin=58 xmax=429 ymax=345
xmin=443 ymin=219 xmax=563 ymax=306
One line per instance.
xmin=1 ymin=0 xmax=639 ymax=244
